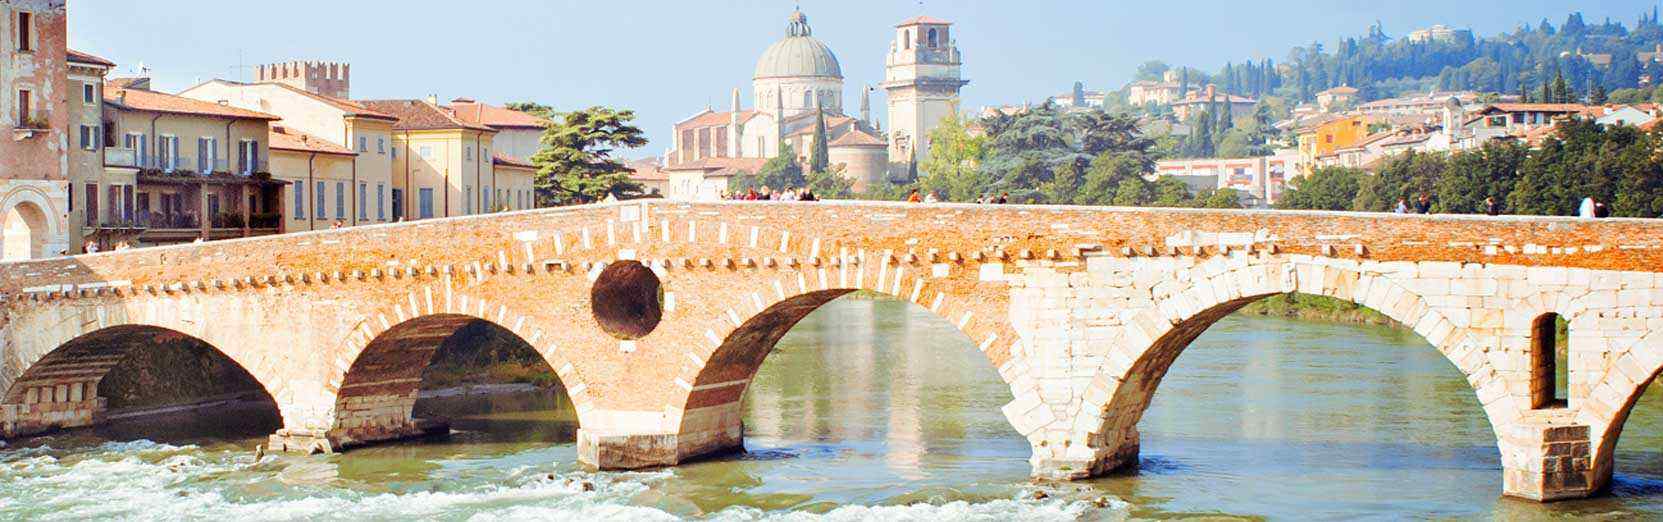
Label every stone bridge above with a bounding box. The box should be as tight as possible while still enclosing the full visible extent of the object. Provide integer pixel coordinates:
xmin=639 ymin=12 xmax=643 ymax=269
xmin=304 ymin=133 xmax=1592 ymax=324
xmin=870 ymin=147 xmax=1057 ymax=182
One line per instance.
xmin=3 ymin=200 xmax=1663 ymax=502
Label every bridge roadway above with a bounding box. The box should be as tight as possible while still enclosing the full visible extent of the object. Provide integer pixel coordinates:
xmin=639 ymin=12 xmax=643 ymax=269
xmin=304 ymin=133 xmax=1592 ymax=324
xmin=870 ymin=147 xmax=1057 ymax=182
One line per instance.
xmin=3 ymin=200 xmax=1663 ymax=501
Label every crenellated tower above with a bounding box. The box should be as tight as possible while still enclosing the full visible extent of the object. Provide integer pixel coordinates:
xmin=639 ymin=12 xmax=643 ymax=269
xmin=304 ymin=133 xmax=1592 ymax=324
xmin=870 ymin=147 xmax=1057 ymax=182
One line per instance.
xmin=255 ymin=60 xmax=351 ymax=99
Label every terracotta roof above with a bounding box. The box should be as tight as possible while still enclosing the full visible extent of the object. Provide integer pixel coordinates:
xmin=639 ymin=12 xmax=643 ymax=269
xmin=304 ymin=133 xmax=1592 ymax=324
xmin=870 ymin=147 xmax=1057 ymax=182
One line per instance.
xmin=258 ymin=82 xmax=396 ymax=121
xmin=663 ymin=157 xmax=769 ymax=177
xmin=896 ymin=15 xmax=951 ymax=26
xmin=787 ymin=115 xmax=859 ymax=137
xmin=67 ymin=49 xmax=115 ymax=67
xmin=106 ymin=88 xmax=280 ymax=120
xmin=1172 ymin=93 xmax=1257 ymax=105
xmin=269 ymin=126 xmax=355 ymax=156
xmin=628 ymin=159 xmax=669 ymax=182
xmin=1319 ymin=86 xmax=1358 ymax=95
xmin=828 ymin=129 xmax=885 ymax=147
xmin=492 ymin=154 xmax=535 ymax=169
xmin=356 ymin=99 xmax=495 ymax=132
xmin=106 ymin=77 xmax=150 ymax=90
xmin=450 ymin=99 xmax=552 ymax=129
xmin=676 ymin=109 xmax=760 ymax=130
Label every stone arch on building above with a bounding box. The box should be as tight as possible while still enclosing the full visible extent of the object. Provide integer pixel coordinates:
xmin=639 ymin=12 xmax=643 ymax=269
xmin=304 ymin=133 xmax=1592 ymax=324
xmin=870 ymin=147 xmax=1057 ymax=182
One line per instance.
xmin=2 ymin=320 xmax=283 ymax=439
xmin=315 ymin=304 xmax=592 ymax=452
xmin=0 ymin=188 xmax=58 ymax=261
xmin=668 ymin=270 xmax=1031 ymax=468
xmin=1058 ymin=257 xmax=1514 ymax=482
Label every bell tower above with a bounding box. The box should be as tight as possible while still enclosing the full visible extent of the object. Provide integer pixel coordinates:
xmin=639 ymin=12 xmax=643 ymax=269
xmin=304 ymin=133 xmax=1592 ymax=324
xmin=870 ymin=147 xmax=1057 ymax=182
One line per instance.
xmin=884 ymin=16 xmax=968 ymax=175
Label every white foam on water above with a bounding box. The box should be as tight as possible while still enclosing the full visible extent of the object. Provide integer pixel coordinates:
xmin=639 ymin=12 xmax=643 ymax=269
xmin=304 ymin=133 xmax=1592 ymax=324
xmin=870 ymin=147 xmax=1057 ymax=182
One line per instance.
xmin=0 ymin=443 xmax=1130 ymax=522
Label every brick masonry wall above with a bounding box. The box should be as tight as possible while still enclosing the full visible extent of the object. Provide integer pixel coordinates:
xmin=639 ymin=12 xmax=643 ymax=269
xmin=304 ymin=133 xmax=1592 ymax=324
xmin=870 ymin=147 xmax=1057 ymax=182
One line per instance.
xmin=1 ymin=200 xmax=1661 ymax=501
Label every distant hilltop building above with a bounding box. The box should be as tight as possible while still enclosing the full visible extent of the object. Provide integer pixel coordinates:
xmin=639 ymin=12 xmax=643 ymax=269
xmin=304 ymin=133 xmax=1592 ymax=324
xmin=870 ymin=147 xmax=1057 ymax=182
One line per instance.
xmin=662 ymin=9 xmax=967 ymax=199
xmin=1126 ymin=69 xmax=1188 ymax=106
xmin=1405 ymin=24 xmax=1471 ymax=44
xmin=255 ymin=61 xmax=351 ymax=99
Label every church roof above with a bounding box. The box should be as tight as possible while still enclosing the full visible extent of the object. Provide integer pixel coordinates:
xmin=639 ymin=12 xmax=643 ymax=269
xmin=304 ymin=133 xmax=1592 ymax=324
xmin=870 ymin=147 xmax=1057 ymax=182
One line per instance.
xmin=829 ymin=129 xmax=885 ymax=147
xmin=754 ymin=10 xmax=843 ymax=80
xmin=676 ymin=109 xmax=760 ymax=130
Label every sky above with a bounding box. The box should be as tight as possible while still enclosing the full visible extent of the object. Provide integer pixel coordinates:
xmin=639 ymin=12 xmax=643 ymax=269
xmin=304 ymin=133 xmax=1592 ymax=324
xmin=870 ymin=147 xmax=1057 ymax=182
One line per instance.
xmin=69 ymin=0 xmax=1661 ymax=158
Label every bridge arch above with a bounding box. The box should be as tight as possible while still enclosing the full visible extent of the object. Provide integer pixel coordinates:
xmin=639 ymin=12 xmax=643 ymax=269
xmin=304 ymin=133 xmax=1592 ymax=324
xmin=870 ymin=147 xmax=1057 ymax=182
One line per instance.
xmin=1576 ymin=325 xmax=1663 ymax=496
xmin=1 ymin=323 xmax=281 ymax=439
xmin=665 ymin=269 xmax=1031 ymax=468
xmin=316 ymin=305 xmax=591 ymax=452
xmin=1057 ymin=256 xmax=1515 ymax=483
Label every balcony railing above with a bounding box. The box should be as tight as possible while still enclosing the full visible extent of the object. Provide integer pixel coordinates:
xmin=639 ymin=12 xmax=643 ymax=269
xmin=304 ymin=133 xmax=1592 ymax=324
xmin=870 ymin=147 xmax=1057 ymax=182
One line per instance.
xmin=136 ymin=212 xmax=199 ymax=230
xmin=104 ymin=148 xmax=138 ymax=168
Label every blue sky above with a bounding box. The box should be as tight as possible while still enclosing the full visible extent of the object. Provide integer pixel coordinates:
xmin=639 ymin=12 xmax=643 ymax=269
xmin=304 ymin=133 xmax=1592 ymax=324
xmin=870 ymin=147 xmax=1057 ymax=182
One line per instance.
xmin=69 ymin=0 xmax=1659 ymax=158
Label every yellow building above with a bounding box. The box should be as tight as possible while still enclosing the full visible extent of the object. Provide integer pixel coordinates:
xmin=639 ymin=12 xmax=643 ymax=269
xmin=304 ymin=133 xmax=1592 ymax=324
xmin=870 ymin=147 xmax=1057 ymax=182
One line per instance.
xmin=361 ymin=99 xmax=537 ymax=219
xmin=65 ymin=49 xmax=120 ymax=253
xmin=178 ymin=80 xmax=399 ymax=228
xmin=269 ymin=126 xmax=359 ymax=231
xmin=102 ymin=84 xmax=284 ymax=246
xmin=1297 ymin=115 xmax=1369 ymax=174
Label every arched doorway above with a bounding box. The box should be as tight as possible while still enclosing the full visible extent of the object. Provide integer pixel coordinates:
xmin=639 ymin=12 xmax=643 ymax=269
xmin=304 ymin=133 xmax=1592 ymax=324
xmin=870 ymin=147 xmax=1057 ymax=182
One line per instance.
xmin=1 ymin=199 xmax=49 ymax=261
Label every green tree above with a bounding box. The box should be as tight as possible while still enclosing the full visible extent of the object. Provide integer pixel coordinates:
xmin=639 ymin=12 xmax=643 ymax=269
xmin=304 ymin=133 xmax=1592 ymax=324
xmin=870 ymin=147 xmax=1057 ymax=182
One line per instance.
xmin=916 ymin=114 xmax=989 ymax=202
xmin=530 ymin=106 xmax=647 ymax=205
xmin=505 ymin=102 xmax=556 ymax=121
xmin=729 ymin=144 xmax=805 ymax=193
xmin=1278 ymin=166 xmax=1364 ymax=210
xmin=1552 ymin=68 xmax=1570 ymax=103
xmin=1434 ymin=141 xmax=1526 ymax=213
xmin=1150 ymin=177 xmax=1194 ymax=206
xmin=809 ymin=107 xmax=830 ymax=174
xmin=805 ymin=168 xmax=853 ymax=199
xmin=1589 ymin=83 xmax=1608 ymax=105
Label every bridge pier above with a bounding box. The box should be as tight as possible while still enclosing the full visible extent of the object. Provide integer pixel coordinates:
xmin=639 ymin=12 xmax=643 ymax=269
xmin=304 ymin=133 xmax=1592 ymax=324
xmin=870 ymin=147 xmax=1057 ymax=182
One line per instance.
xmin=1499 ymin=419 xmax=1603 ymax=501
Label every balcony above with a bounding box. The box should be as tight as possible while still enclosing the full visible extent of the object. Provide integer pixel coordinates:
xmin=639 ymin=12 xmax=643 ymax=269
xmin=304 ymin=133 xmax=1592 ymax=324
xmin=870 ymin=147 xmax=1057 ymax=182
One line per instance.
xmin=104 ymin=148 xmax=139 ymax=168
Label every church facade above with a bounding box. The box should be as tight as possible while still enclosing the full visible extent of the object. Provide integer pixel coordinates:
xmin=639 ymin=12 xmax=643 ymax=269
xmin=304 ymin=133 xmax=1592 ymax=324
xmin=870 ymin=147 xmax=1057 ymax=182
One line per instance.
xmin=662 ymin=9 xmax=965 ymax=198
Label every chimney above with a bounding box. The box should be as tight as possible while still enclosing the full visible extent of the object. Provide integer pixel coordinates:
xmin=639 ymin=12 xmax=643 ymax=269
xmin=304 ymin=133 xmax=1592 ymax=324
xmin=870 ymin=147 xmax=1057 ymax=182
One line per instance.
xmin=425 ymin=94 xmax=439 ymax=105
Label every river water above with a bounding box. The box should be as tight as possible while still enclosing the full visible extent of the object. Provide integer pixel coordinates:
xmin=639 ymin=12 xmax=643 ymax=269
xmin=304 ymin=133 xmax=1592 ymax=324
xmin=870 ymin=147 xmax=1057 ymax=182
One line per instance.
xmin=7 ymin=297 xmax=1663 ymax=520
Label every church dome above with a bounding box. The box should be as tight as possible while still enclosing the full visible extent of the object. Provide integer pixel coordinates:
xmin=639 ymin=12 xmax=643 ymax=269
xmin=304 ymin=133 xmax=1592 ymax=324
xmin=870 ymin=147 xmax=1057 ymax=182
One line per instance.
xmin=754 ymin=10 xmax=843 ymax=80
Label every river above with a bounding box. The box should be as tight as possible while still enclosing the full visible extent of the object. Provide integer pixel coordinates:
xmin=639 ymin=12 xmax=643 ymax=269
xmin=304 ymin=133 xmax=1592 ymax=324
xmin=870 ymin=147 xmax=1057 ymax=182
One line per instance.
xmin=6 ymin=296 xmax=1663 ymax=520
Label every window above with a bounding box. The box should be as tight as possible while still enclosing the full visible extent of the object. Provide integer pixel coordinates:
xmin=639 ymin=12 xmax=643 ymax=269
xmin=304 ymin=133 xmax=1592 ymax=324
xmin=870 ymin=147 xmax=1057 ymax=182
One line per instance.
xmin=16 ymin=89 xmax=31 ymax=126
xmin=391 ymin=146 xmax=398 ymax=159
xmin=358 ymin=136 xmax=368 ymax=152
xmin=903 ymin=29 xmax=911 ymax=50
xmin=84 ymin=184 xmax=97 ymax=227
xmin=238 ymin=139 xmax=259 ymax=174
xmin=391 ymin=188 xmax=404 ymax=220
xmin=197 ymin=137 xmax=218 ymax=173
xmin=927 ymin=28 xmax=938 ymax=48
xmin=206 ymin=194 xmax=220 ymax=219
xmin=294 ymin=183 xmax=305 ymax=220
xmin=1530 ymin=313 xmax=1569 ymax=409
xmin=802 ymin=90 xmax=811 ymax=108
xmin=465 ymin=186 xmax=472 ymax=214
xmin=376 ymin=183 xmax=385 ymax=220
xmin=418 ymin=188 xmax=434 ymax=219
xmin=16 ymin=11 xmax=32 ymax=52
xmin=123 ymin=186 xmax=134 ymax=222
xmin=465 ymin=146 xmax=473 ymax=161
xmin=83 ymin=83 xmax=95 ymax=104
xmin=482 ymin=185 xmax=491 ymax=211
xmin=377 ymin=138 xmax=385 ymax=154
xmin=358 ymin=182 xmax=367 ymax=221
xmin=315 ymin=181 xmax=327 ymax=219
xmin=79 ymin=126 xmax=94 ymax=150
xmin=335 ymin=181 xmax=345 ymax=219
xmin=159 ymin=136 xmax=179 ymax=171
xmin=419 ymin=145 xmax=433 ymax=158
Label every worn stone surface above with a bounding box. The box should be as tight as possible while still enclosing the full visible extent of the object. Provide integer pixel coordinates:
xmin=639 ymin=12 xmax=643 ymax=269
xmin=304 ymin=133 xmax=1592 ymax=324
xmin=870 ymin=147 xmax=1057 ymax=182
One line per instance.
xmin=2 ymin=200 xmax=1663 ymax=502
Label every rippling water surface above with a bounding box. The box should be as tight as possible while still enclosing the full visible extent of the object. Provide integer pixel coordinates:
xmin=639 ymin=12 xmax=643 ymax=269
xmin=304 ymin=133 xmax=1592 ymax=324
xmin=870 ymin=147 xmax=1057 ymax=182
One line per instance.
xmin=8 ymin=296 xmax=1663 ymax=520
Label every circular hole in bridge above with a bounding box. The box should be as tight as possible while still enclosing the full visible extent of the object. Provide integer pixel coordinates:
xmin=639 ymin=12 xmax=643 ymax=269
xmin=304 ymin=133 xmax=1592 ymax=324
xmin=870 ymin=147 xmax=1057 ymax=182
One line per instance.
xmin=590 ymin=260 xmax=663 ymax=340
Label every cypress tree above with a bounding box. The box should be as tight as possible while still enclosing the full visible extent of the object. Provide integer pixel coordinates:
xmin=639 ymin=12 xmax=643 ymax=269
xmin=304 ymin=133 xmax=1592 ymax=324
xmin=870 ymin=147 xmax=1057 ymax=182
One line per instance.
xmin=810 ymin=104 xmax=830 ymax=175
xmin=1590 ymin=83 xmax=1607 ymax=105
xmin=1552 ymin=70 xmax=1570 ymax=103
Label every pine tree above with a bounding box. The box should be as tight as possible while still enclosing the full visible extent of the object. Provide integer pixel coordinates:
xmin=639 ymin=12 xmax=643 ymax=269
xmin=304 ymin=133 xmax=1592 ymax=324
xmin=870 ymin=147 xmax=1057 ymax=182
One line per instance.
xmin=1540 ymin=79 xmax=1553 ymax=104
xmin=1519 ymin=81 xmax=1531 ymax=103
xmin=1589 ymin=82 xmax=1607 ymax=105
